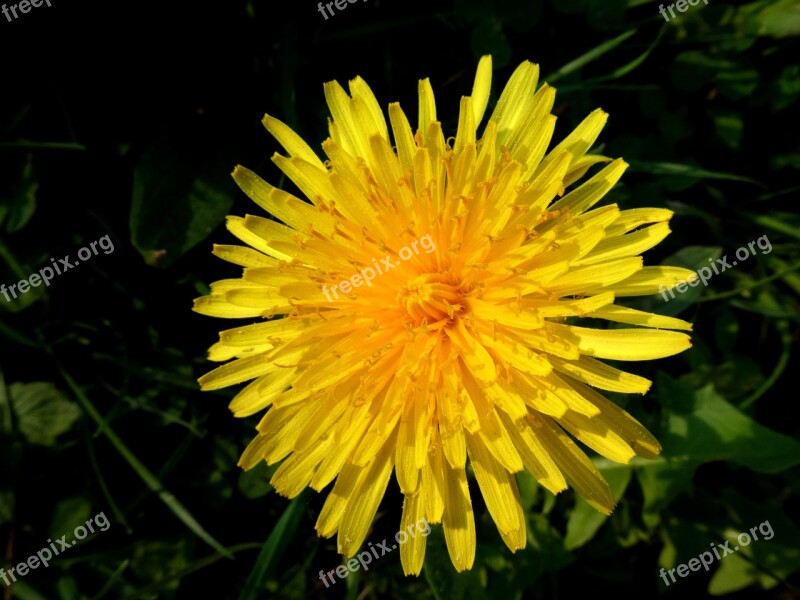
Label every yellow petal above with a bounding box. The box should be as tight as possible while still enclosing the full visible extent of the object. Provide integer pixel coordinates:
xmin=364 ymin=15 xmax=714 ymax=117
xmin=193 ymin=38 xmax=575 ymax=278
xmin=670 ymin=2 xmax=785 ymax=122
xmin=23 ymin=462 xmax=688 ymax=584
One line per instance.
xmin=423 ymin=447 xmax=445 ymax=524
xmin=585 ymin=304 xmax=693 ymax=331
xmin=563 ymin=378 xmax=662 ymax=460
xmin=258 ymin=398 xmax=326 ymax=464
xmin=575 ymin=222 xmax=672 ymax=266
xmin=536 ymin=415 xmax=616 ymax=514
xmin=271 ymin=154 xmax=335 ymax=208
xmin=230 ymin=368 xmax=296 ymax=417
xmin=233 ymin=166 xmax=333 ymax=234
xmin=192 ymin=294 xmax=265 ymax=319
xmin=418 ymin=78 xmax=437 ymax=142
xmin=396 ymin=395 xmax=421 ymax=494
xmin=311 ymin=400 xmax=375 ymax=491
xmin=465 ymin=432 xmax=526 ymax=551
xmin=547 ymin=322 xmax=692 ymax=361
xmin=440 ymin=442 xmax=476 ymax=571
xmin=399 ymin=492 xmax=428 ymax=575
xmin=271 ymin=436 xmax=333 ymax=498
xmin=454 ymin=96 xmax=476 ymax=154
xmin=510 ymin=86 xmax=557 ymax=178
xmin=470 ymin=298 xmax=544 ymax=330
xmin=523 ymin=292 xmax=615 ymax=318
xmin=547 ymin=158 xmax=627 ymax=219
xmin=198 ymin=354 xmax=271 ymax=391
xmin=225 ymin=215 xmax=293 ymax=262
xmin=500 ymin=412 xmax=567 ymax=495
xmin=389 ymin=102 xmax=417 ymax=171
xmin=436 ymin=364 xmax=467 ymax=468
xmin=445 ymin=319 xmax=497 ymax=386
xmin=489 ymin=61 xmax=539 ymax=146
xmin=262 ymin=113 xmax=326 ymax=170
xmin=548 ymin=355 xmax=652 ymax=394
xmin=338 ymin=434 xmax=396 ymax=557
xmin=553 ymin=409 xmax=636 ymax=464
xmin=562 ymin=154 xmax=613 ymax=188
xmin=538 ymin=108 xmax=608 ymax=175
xmin=212 ymin=244 xmax=277 ymax=268
xmin=219 ymin=317 xmax=308 ymax=347
xmin=606 ymin=265 xmax=699 ymax=296
xmin=324 ymin=80 xmax=366 ymax=158
xmin=544 ymin=257 xmax=643 ymax=297
xmin=349 ymin=76 xmax=390 ymax=141
xmin=293 ymin=389 xmax=349 ymax=452
xmin=471 ymin=55 xmax=493 ymax=125
xmin=316 ymin=463 xmax=363 ymax=538
xmin=461 ymin=365 xmax=524 ymax=471
xmin=605 ymin=207 xmax=673 ymax=236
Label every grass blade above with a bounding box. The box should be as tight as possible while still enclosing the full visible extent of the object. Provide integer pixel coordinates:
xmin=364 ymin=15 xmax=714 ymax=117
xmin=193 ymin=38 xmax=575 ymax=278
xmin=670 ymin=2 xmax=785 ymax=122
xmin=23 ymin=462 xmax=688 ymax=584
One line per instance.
xmin=239 ymin=492 xmax=308 ymax=600
xmin=55 ymin=363 xmax=232 ymax=558
xmin=547 ymin=29 xmax=637 ymax=83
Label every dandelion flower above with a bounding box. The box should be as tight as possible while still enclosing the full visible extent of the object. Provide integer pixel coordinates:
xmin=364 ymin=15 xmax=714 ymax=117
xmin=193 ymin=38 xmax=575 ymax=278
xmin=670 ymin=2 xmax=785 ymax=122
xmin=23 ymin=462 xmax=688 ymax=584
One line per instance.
xmin=193 ymin=56 xmax=695 ymax=574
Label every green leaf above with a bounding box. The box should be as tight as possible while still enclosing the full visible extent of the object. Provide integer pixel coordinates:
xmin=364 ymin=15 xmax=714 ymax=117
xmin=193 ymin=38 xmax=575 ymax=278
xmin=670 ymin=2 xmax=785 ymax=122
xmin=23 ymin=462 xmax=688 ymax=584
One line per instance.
xmin=10 ymin=382 xmax=81 ymax=446
xmin=526 ymin=513 xmax=573 ymax=571
xmin=657 ymin=245 xmax=722 ymax=316
xmin=50 ymin=497 xmax=92 ymax=540
xmin=660 ymin=383 xmax=800 ymax=472
xmin=638 ymin=458 xmax=703 ymax=528
xmin=638 ymin=375 xmax=800 ymax=517
xmin=130 ymin=140 xmax=234 ymax=268
xmin=771 ymin=65 xmax=800 ymax=111
xmin=671 ymin=50 xmax=722 ymax=92
xmin=0 ymin=366 xmax=11 ymax=434
xmin=657 ymin=520 xmax=713 ymax=573
xmin=710 ymin=110 xmax=743 ymax=150
xmin=237 ymin=462 xmax=276 ymax=499
xmin=129 ymin=540 xmax=189 ymax=588
xmin=717 ymin=67 xmax=759 ymax=100
xmin=743 ymin=0 xmax=800 ymax=38
xmin=515 ymin=470 xmax=538 ymax=511
xmin=0 ymin=153 xmax=38 ymax=233
xmin=6 ymin=582 xmax=49 ymax=600
xmin=708 ymin=490 xmax=800 ymax=593
xmin=564 ymin=462 xmax=632 ymax=549
xmin=0 ymin=370 xmax=18 ymax=527
xmin=423 ymin=525 xmax=486 ymax=600
xmin=708 ymin=553 xmax=757 ymax=595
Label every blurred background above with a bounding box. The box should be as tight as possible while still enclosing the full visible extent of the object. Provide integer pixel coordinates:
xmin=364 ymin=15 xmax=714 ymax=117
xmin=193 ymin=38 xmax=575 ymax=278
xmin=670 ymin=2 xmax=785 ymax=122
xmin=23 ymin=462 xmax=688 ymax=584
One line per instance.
xmin=0 ymin=0 xmax=798 ymax=598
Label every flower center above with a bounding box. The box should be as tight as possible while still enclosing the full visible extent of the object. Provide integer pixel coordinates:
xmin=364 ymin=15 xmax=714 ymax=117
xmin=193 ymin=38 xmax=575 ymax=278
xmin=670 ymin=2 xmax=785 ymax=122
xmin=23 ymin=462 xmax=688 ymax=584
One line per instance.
xmin=398 ymin=273 xmax=466 ymax=325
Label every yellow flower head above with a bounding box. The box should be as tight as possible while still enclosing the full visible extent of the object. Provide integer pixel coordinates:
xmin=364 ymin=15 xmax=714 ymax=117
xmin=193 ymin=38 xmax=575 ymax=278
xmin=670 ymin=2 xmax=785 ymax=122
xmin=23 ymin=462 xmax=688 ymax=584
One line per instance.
xmin=194 ymin=56 xmax=695 ymax=574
